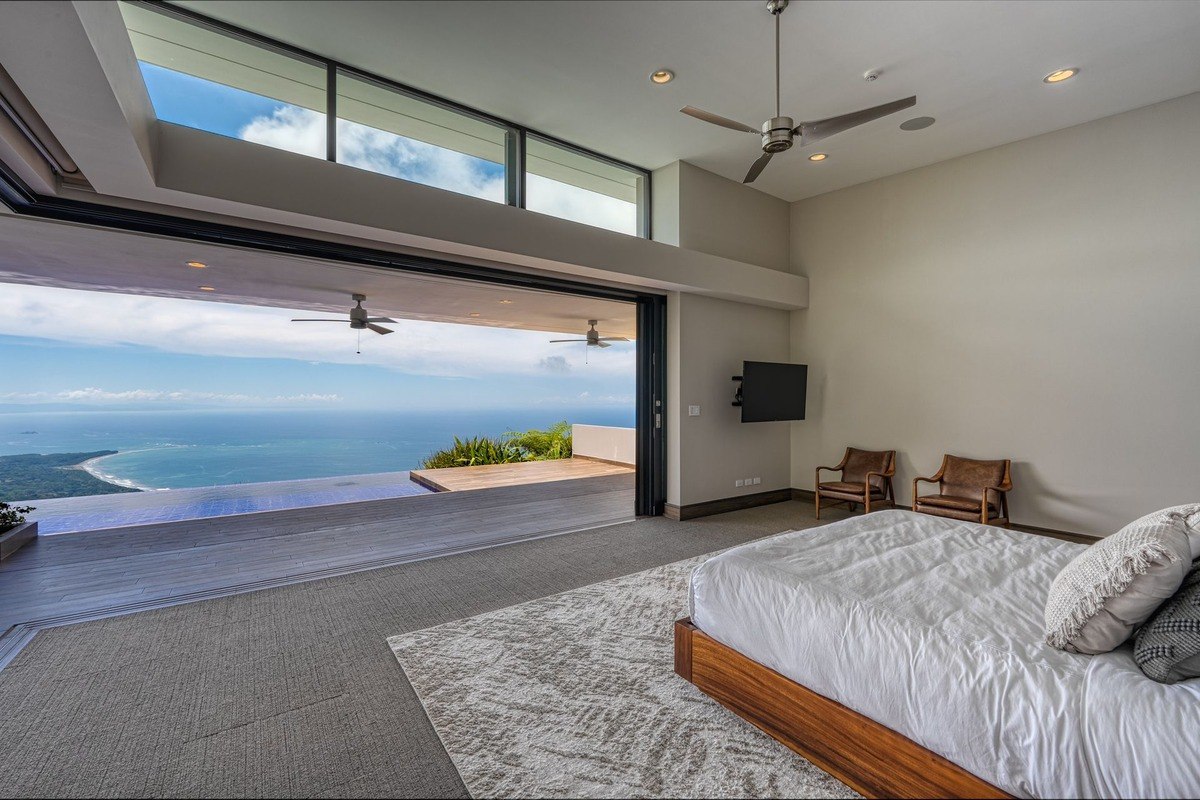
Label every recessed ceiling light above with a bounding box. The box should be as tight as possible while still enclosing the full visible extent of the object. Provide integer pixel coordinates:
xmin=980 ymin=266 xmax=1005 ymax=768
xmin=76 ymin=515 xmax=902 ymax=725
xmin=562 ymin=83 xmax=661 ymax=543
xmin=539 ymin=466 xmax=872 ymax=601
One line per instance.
xmin=186 ymin=260 xmax=207 ymax=269
xmin=649 ymin=69 xmax=674 ymax=85
xmin=198 ymin=286 xmax=215 ymax=292
xmin=1043 ymin=68 xmax=1079 ymax=84
xmin=808 ymin=153 xmax=828 ymax=162
xmin=469 ymin=312 xmax=481 ymax=317
xmin=899 ymin=116 xmax=936 ymax=131
xmin=498 ymin=299 xmax=514 ymax=305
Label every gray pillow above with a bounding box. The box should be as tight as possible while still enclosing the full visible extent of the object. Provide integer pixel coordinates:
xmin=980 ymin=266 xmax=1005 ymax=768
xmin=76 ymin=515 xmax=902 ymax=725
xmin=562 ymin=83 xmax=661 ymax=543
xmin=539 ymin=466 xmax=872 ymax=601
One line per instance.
xmin=1134 ymin=564 xmax=1200 ymax=683
xmin=1045 ymin=507 xmax=1193 ymax=654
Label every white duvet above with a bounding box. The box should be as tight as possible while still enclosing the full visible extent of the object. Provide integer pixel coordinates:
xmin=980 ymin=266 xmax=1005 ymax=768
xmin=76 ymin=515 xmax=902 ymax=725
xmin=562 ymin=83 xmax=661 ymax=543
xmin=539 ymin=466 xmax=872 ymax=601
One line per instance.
xmin=689 ymin=510 xmax=1200 ymax=799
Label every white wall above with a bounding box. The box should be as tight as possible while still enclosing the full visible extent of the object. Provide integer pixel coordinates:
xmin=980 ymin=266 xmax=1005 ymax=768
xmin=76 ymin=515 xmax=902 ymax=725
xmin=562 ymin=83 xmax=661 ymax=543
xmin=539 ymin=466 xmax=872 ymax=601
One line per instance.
xmin=789 ymin=92 xmax=1200 ymax=536
xmin=572 ymin=424 xmax=635 ymax=465
xmin=670 ymin=292 xmax=792 ymax=507
xmin=653 ymin=160 xmax=791 ymax=272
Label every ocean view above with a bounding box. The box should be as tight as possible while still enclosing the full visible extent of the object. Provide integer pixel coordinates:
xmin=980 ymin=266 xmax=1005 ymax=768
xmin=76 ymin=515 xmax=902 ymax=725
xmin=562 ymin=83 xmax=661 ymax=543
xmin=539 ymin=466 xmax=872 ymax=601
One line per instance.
xmin=0 ymin=407 xmax=634 ymax=492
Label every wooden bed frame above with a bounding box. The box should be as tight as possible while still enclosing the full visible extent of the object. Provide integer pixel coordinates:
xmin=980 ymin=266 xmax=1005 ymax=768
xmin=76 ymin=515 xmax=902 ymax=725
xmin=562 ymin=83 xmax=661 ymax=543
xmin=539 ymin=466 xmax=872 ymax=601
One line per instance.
xmin=674 ymin=618 xmax=1013 ymax=799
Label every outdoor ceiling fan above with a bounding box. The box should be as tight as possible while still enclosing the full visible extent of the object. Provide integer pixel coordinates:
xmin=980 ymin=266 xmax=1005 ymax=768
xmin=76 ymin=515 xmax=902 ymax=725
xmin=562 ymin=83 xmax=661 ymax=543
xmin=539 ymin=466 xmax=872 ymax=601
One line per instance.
xmin=680 ymin=0 xmax=916 ymax=184
xmin=550 ymin=320 xmax=629 ymax=349
xmin=292 ymin=294 xmax=396 ymax=347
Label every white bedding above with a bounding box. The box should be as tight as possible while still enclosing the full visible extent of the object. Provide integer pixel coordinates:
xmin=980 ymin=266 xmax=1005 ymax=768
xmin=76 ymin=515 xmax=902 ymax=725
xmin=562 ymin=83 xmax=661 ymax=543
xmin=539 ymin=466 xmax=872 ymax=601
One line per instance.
xmin=689 ymin=510 xmax=1200 ymax=799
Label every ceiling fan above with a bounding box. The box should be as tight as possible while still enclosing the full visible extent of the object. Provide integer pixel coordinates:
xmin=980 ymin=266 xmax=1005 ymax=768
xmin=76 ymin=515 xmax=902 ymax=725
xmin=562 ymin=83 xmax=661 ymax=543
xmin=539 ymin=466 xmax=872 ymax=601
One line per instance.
xmin=550 ymin=320 xmax=629 ymax=349
xmin=680 ymin=0 xmax=916 ymax=184
xmin=291 ymin=293 xmax=396 ymax=335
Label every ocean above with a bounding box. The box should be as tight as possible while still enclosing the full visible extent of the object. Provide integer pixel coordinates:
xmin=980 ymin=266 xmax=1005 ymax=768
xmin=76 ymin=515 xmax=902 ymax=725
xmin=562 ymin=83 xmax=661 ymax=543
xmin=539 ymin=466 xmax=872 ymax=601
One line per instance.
xmin=0 ymin=407 xmax=635 ymax=490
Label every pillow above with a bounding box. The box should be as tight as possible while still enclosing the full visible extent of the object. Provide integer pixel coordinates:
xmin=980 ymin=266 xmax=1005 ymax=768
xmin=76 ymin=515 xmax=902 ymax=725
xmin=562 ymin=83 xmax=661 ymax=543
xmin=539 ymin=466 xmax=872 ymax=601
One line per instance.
xmin=1045 ymin=507 xmax=1193 ymax=654
xmin=1134 ymin=564 xmax=1200 ymax=683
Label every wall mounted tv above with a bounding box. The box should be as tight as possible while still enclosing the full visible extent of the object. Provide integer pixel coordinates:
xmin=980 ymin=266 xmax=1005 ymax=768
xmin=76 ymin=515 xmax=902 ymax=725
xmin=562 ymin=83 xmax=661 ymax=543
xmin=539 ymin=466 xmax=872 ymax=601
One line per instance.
xmin=734 ymin=361 xmax=807 ymax=422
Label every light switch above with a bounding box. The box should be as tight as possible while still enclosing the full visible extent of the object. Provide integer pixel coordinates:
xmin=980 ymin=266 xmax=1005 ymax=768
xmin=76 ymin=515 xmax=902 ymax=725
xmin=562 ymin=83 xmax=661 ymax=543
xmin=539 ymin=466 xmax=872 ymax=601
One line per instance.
xmin=688 ymin=405 xmax=701 ymax=416
xmin=735 ymin=479 xmax=744 ymax=487
xmin=752 ymin=477 xmax=762 ymax=485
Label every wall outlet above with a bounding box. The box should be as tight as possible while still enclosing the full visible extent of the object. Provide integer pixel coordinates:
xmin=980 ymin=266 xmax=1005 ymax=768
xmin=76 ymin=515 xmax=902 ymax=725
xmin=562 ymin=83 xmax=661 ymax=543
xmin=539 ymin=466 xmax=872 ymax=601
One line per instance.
xmin=688 ymin=405 xmax=701 ymax=416
xmin=752 ymin=477 xmax=762 ymax=485
xmin=735 ymin=479 xmax=744 ymax=487
xmin=743 ymin=477 xmax=753 ymax=485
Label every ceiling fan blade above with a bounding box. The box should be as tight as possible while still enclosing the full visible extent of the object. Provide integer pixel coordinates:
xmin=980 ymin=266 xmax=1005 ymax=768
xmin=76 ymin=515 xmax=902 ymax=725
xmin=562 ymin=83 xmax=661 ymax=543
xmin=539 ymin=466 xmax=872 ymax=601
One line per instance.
xmin=596 ymin=341 xmax=612 ymax=349
xmin=365 ymin=317 xmax=396 ymax=323
xmin=366 ymin=323 xmax=394 ymax=335
xmin=743 ymin=151 xmax=773 ymax=184
xmin=680 ymin=106 xmax=760 ymax=135
xmin=549 ymin=339 xmax=587 ymax=343
xmin=597 ymin=337 xmax=630 ymax=342
xmin=291 ymin=318 xmax=346 ymax=322
xmin=795 ymin=96 xmax=917 ymax=145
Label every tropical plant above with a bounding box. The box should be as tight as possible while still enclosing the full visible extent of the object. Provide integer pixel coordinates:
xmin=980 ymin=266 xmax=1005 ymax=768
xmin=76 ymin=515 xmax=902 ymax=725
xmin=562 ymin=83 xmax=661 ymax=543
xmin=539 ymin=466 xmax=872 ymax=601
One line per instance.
xmin=419 ymin=422 xmax=574 ymax=469
xmin=503 ymin=421 xmax=573 ymax=461
xmin=419 ymin=436 xmax=524 ymax=469
xmin=0 ymin=501 xmax=35 ymax=533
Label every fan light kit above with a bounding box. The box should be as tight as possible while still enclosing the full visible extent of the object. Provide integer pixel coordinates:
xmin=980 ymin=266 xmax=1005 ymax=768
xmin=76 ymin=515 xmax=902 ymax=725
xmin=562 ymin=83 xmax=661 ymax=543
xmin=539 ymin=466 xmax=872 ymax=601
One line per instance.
xmin=186 ymin=261 xmax=207 ymax=269
xmin=550 ymin=320 xmax=629 ymax=350
xmin=808 ymin=153 xmax=827 ymax=162
xmin=1043 ymin=68 xmax=1078 ymax=84
xmin=678 ymin=0 xmax=916 ymax=183
xmin=650 ymin=69 xmax=675 ymax=85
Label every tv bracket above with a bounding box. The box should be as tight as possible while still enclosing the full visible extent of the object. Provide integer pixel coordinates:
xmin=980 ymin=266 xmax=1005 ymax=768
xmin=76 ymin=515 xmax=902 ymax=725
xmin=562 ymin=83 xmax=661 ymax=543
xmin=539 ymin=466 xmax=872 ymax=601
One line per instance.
xmin=732 ymin=375 xmax=743 ymax=407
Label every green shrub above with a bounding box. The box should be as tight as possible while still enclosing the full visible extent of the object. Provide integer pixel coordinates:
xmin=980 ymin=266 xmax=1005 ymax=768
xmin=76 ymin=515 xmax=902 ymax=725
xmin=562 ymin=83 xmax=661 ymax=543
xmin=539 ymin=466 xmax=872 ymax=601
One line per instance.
xmin=503 ymin=421 xmax=573 ymax=461
xmin=419 ymin=422 xmax=573 ymax=469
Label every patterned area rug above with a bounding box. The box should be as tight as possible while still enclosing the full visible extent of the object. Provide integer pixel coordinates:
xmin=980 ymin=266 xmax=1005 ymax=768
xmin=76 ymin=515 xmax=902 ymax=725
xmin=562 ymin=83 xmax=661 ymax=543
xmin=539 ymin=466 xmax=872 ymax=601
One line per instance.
xmin=387 ymin=553 xmax=858 ymax=799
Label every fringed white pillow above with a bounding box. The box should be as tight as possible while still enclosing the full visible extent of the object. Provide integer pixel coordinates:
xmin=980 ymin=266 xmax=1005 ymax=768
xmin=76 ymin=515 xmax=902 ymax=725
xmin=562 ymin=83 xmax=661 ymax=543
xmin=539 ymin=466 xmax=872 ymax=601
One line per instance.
xmin=1045 ymin=505 xmax=1198 ymax=654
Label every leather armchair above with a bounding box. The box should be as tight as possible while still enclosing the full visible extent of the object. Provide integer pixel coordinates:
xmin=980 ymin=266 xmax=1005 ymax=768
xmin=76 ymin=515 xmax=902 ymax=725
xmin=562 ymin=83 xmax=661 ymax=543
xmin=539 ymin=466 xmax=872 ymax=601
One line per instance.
xmin=912 ymin=455 xmax=1012 ymax=527
xmin=815 ymin=448 xmax=896 ymax=520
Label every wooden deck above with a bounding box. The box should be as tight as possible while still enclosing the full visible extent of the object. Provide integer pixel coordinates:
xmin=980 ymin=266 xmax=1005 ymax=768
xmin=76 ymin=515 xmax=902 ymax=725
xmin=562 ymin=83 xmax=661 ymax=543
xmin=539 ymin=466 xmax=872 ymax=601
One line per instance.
xmin=0 ymin=473 xmax=634 ymax=667
xmin=410 ymin=457 xmax=634 ymax=492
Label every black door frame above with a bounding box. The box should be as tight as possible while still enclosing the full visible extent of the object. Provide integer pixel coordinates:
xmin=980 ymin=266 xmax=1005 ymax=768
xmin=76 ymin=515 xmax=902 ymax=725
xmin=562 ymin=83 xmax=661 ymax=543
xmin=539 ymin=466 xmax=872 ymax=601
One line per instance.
xmin=0 ymin=164 xmax=668 ymax=516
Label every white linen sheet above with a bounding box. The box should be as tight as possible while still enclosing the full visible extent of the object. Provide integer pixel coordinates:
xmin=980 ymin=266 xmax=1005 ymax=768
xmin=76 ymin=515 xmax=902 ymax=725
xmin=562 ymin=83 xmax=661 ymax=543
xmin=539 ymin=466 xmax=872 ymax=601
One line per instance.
xmin=689 ymin=509 xmax=1200 ymax=799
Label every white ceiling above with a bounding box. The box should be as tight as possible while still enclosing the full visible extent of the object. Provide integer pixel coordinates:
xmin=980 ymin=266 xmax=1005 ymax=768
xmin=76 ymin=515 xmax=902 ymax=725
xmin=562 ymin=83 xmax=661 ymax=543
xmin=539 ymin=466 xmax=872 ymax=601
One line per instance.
xmin=175 ymin=0 xmax=1200 ymax=202
xmin=0 ymin=215 xmax=637 ymax=338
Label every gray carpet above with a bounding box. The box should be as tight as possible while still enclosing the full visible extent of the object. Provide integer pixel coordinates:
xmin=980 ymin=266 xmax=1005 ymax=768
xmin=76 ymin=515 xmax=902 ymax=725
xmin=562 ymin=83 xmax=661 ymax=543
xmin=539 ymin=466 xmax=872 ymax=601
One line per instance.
xmin=0 ymin=501 xmax=846 ymax=799
xmin=390 ymin=553 xmax=856 ymax=799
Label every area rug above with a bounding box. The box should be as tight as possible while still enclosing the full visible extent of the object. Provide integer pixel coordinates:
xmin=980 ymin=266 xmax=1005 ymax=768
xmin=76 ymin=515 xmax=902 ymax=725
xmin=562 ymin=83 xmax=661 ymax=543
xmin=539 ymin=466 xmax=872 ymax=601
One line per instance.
xmin=386 ymin=552 xmax=858 ymax=799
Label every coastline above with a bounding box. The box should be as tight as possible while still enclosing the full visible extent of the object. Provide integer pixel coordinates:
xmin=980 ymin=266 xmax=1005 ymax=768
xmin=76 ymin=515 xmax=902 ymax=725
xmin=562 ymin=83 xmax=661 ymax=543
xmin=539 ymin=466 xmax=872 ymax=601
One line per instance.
xmin=75 ymin=453 xmax=151 ymax=492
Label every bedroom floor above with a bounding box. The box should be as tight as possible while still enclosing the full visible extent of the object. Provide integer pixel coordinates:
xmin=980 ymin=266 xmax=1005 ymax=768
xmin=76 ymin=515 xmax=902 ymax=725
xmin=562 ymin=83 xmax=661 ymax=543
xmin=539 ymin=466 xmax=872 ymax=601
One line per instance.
xmin=0 ymin=499 xmax=850 ymax=798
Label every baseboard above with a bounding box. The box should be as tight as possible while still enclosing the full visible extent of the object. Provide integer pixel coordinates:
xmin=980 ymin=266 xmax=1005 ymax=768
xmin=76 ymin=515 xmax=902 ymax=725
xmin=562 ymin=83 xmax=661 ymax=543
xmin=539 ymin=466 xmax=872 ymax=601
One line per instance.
xmin=791 ymin=488 xmax=1099 ymax=544
xmin=664 ymin=489 xmax=793 ymax=521
xmin=572 ymin=455 xmax=636 ymax=468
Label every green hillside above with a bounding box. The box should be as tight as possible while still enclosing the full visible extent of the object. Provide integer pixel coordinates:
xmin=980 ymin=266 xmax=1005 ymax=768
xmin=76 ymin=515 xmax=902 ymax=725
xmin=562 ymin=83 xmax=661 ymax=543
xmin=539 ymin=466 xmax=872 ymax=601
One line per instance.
xmin=0 ymin=452 xmax=142 ymax=501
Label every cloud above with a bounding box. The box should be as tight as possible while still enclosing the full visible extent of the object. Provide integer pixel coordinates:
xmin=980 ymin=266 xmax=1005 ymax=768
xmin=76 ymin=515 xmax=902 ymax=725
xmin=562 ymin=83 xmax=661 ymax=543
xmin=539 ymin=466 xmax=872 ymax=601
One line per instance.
xmin=0 ymin=388 xmax=341 ymax=406
xmin=238 ymin=106 xmax=634 ymax=234
xmin=0 ymin=284 xmax=635 ymax=379
xmin=538 ymin=355 xmax=571 ymax=374
xmin=239 ymin=107 xmax=505 ymax=202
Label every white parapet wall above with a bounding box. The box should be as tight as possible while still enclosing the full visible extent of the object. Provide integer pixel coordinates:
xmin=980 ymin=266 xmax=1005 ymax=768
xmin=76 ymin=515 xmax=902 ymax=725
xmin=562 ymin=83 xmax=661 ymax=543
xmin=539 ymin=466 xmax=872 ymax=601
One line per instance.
xmin=572 ymin=424 xmax=636 ymax=466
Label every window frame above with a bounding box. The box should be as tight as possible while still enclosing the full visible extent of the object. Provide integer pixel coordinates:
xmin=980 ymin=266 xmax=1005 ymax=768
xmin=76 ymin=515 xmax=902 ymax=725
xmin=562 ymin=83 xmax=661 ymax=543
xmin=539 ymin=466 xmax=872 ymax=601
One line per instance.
xmin=128 ymin=1 xmax=651 ymax=237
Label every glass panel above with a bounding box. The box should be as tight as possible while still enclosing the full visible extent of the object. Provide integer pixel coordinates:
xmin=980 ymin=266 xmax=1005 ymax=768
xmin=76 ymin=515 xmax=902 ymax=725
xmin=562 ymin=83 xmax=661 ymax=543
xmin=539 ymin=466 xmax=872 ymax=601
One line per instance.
xmin=525 ymin=137 xmax=643 ymax=236
xmin=336 ymin=71 xmax=507 ymax=203
xmin=119 ymin=2 xmax=326 ymax=158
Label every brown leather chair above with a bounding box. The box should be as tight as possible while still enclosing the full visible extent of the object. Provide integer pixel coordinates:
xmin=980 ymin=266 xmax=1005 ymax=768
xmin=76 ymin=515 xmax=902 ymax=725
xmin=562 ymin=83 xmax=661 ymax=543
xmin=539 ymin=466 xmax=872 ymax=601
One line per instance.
xmin=815 ymin=448 xmax=896 ymax=520
xmin=912 ymin=455 xmax=1012 ymax=527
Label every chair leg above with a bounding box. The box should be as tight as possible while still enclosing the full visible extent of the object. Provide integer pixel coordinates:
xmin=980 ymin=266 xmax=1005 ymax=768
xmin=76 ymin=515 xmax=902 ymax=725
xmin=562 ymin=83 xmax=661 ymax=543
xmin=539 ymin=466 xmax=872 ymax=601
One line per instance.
xmin=815 ymin=491 xmax=821 ymax=520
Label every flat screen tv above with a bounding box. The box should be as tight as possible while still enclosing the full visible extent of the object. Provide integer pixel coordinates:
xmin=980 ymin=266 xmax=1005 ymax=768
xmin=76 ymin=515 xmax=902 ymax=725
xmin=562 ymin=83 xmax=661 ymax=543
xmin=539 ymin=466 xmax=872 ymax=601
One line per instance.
xmin=738 ymin=361 xmax=807 ymax=422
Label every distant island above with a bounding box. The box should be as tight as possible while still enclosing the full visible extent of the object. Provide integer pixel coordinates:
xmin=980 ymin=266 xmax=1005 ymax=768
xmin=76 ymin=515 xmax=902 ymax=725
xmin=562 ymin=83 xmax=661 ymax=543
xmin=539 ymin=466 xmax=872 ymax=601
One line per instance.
xmin=0 ymin=451 xmax=142 ymax=501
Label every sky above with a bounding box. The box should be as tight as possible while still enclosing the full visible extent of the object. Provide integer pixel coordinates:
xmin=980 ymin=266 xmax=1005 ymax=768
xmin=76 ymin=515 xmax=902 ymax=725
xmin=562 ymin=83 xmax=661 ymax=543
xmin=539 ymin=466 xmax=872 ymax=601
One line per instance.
xmin=0 ymin=284 xmax=635 ymax=413
xmin=0 ymin=62 xmax=641 ymax=415
xmin=139 ymin=63 xmax=638 ymax=234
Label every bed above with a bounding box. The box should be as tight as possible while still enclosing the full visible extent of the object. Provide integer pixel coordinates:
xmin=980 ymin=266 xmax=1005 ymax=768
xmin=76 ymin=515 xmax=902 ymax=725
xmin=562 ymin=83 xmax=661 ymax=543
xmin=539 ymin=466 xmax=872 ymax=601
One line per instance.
xmin=675 ymin=509 xmax=1200 ymax=799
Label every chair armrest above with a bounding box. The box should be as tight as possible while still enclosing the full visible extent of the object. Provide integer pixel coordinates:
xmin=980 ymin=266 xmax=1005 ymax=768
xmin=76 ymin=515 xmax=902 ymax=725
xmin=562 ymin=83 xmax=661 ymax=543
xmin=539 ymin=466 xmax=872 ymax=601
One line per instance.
xmin=911 ymin=475 xmax=940 ymax=503
xmin=815 ymin=466 xmax=842 ymax=488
